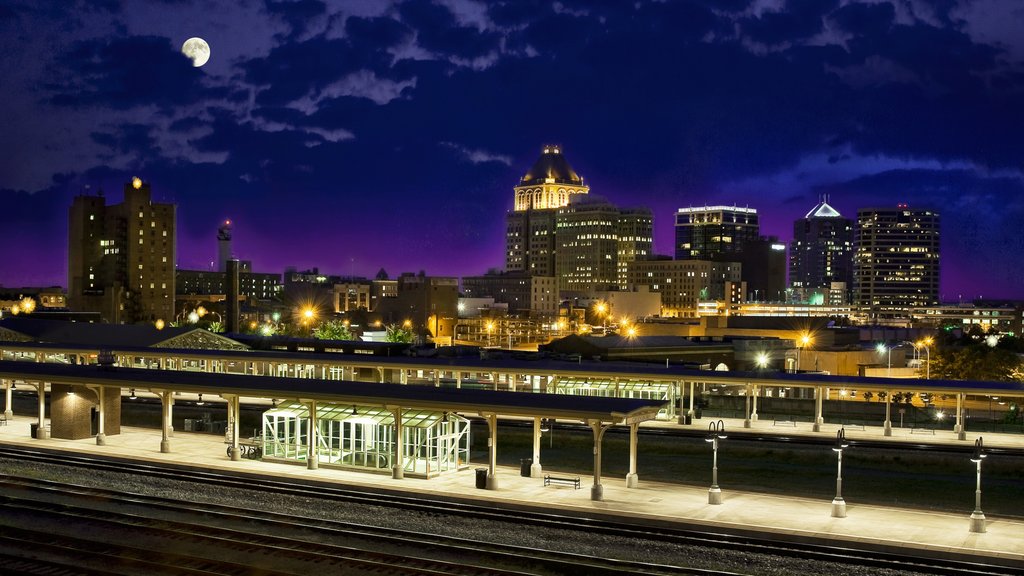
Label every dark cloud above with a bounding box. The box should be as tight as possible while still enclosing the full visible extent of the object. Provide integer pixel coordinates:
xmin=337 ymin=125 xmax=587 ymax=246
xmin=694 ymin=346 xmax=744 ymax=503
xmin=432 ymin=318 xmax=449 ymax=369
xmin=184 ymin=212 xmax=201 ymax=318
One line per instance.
xmin=830 ymin=1 xmax=896 ymax=36
xmin=264 ymin=0 xmax=327 ymax=40
xmin=398 ymin=0 xmax=500 ymax=60
xmin=742 ymin=0 xmax=839 ymax=46
xmin=90 ymin=124 xmax=160 ymax=156
xmin=344 ymin=15 xmax=413 ymax=48
xmin=47 ymin=35 xmax=222 ymax=110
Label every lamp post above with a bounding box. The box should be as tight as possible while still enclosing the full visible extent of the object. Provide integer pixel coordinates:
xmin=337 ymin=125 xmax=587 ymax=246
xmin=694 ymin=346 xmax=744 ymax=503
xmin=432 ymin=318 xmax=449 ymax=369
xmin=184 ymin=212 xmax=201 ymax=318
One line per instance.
xmin=875 ymin=343 xmax=891 ymax=377
xmin=594 ymin=302 xmax=608 ymax=330
xmin=706 ymin=420 xmax=727 ymax=504
xmin=486 ymin=321 xmax=495 ymax=347
xmin=918 ymin=337 xmax=933 ymax=380
xmin=969 ymin=437 xmax=987 ymax=533
xmin=831 ymin=429 xmax=850 ymax=517
xmin=797 ymin=333 xmax=812 ymax=373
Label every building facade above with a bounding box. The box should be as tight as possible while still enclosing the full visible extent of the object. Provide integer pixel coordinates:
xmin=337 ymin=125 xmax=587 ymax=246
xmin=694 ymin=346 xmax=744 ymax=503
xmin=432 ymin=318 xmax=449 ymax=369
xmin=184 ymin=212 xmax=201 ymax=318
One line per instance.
xmin=506 ymin=146 xmax=589 ymax=276
xmin=177 ymin=269 xmax=282 ymax=301
xmin=790 ymin=200 xmax=853 ymax=304
xmin=461 ymin=272 xmax=558 ymax=317
xmin=675 ymin=206 xmax=759 ymax=261
xmin=626 ymin=258 xmax=742 ymax=317
xmin=854 ymin=206 xmax=940 ymax=322
xmin=68 ymin=177 xmax=176 ymax=323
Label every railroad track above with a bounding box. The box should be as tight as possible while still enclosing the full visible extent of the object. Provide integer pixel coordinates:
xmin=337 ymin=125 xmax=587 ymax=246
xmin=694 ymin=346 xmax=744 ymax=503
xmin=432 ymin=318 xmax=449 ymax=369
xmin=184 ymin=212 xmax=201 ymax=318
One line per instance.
xmin=0 ymin=445 xmax=1016 ymax=576
xmin=0 ymin=474 xmax=722 ymax=576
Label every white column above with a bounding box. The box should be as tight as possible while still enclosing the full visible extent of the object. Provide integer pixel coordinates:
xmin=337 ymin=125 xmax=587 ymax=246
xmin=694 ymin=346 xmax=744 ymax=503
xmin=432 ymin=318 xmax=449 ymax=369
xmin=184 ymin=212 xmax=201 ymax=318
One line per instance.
xmin=688 ymin=381 xmax=696 ymax=417
xmin=626 ymin=422 xmax=639 ymax=488
xmin=36 ymin=382 xmax=49 ymax=439
xmin=228 ymin=395 xmax=240 ymax=461
xmin=530 ymin=416 xmax=543 ymax=477
xmin=743 ymin=384 xmax=752 ymax=428
xmin=160 ymin=391 xmax=171 ymax=453
xmin=3 ymin=379 xmax=12 ymax=420
xmin=485 ymin=413 xmax=498 ymax=489
xmin=956 ymin=393 xmax=966 ymax=440
xmin=589 ymin=420 xmax=610 ymax=501
xmin=392 ymin=406 xmax=405 ymax=479
xmin=307 ymin=400 xmax=318 ymax=470
xmin=884 ymin=389 xmax=892 ymax=436
xmin=95 ymin=387 xmax=106 ymax=445
xmin=751 ymin=385 xmax=759 ymax=422
xmin=813 ymin=386 xmax=824 ymax=432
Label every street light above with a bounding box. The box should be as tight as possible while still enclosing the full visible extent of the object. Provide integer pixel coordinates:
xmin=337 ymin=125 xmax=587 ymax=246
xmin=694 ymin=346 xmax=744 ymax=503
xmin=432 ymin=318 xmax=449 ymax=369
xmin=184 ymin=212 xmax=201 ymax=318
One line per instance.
xmin=875 ymin=343 xmax=891 ymax=377
xmin=969 ymin=437 xmax=987 ymax=533
xmin=917 ymin=337 xmax=933 ymax=379
xmin=796 ymin=333 xmax=812 ymax=373
xmin=594 ymin=301 xmax=608 ymax=330
xmin=706 ymin=420 xmax=727 ymax=504
xmin=755 ymin=352 xmax=769 ymax=369
xmin=485 ymin=320 xmax=495 ymax=347
xmin=831 ymin=429 xmax=850 ymax=517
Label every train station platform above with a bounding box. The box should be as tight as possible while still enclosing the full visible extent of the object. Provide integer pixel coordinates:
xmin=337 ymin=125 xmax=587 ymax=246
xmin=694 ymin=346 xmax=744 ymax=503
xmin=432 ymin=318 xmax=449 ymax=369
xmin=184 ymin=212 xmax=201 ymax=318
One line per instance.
xmin=0 ymin=413 xmax=1021 ymax=568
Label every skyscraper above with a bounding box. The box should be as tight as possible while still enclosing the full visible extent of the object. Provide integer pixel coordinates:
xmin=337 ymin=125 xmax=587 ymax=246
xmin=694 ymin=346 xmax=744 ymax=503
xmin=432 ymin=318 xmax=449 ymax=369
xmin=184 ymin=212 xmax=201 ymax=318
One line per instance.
xmin=68 ymin=177 xmax=176 ymax=323
xmin=854 ymin=205 xmax=940 ymax=321
xmin=789 ymin=199 xmax=853 ymax=304
xmin=217 ymin=220 xmax=233 ymax=272
xmin=674 ymin=206 xmax=759 ymax=261
xmin=506 ymin=145 xmax=589 ymax=277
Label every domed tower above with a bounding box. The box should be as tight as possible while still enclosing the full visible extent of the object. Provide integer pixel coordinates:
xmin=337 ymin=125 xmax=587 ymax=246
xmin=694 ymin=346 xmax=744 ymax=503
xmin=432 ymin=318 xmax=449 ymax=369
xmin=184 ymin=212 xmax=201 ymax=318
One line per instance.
xmin=512 ymin=145 xmax=589 ymax=211
xmin=506 ymin=146 xmax=589 ymax=276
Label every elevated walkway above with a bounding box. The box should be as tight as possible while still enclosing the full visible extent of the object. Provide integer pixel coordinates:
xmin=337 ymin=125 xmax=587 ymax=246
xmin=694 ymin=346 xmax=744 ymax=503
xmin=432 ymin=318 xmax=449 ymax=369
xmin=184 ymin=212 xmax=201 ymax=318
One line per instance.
xmin=0 ymin=414 xmax=1021 ymax=567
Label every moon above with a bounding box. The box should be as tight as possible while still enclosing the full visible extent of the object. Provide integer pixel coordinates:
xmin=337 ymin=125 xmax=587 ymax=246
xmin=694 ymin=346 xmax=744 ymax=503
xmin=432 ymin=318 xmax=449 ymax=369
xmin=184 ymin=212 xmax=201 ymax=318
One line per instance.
xmin=181 ymin=37 xmax=210 ymax=67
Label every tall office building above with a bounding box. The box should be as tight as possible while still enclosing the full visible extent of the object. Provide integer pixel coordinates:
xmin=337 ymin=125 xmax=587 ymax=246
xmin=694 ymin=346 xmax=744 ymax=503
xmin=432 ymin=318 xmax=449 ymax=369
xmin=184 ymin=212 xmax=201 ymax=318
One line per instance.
xmin=555 ymin=195 xmax=620 ymax=293
xmin=68 ymin=177 xmax=176 ymax=323
xmin=506 ymin=145 xmax=589 ymax=276
xmin=626 ymin=258 xmax=743 ymax=317
xmin=789 ymin=199 xmax=853 ymax=304
xmin=616 ymin=208 xmax=654 ymax=290
xmin=675 ymin=206 xmax=759 ymax=260
xmin=854 ymin=205 xmax=940 ymax=321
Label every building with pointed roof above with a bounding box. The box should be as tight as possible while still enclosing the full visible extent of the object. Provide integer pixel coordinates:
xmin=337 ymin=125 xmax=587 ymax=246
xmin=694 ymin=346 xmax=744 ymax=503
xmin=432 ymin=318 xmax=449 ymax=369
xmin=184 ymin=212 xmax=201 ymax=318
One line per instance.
xmin=789 ymin=198 xmax=853 ymax=304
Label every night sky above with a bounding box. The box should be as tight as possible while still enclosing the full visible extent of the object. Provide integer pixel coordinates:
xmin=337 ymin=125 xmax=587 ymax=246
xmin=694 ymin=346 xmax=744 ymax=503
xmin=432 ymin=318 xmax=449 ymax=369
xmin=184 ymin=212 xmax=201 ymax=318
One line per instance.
xmin=2 ymin=1 xmax=1024 ymax=299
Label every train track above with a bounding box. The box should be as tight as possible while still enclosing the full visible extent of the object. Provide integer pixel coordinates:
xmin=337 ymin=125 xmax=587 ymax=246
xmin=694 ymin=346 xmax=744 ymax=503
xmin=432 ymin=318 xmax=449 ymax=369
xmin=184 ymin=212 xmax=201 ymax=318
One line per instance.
xmin=0 ymin=445 xmax=1018 ymax=575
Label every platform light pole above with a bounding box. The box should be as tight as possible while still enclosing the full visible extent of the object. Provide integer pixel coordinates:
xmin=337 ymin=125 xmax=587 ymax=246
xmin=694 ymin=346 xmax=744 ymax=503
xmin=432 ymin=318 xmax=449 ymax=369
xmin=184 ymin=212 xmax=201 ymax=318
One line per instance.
xmin=969 ymin=437 xmax=987 ymax=533
xmin=831 ymin=429 xmax=850 ymax=517
xmin=875 ymin=343 xmax=891 ymax=377
xmin=706 ymin=420 xmax=727 ymax=504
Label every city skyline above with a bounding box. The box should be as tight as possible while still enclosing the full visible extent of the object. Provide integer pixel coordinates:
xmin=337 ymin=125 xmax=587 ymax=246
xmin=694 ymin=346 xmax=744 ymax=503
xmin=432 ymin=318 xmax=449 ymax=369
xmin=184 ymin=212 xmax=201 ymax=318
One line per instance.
xmin=2 ymin=1 xmax=1024 ymax=299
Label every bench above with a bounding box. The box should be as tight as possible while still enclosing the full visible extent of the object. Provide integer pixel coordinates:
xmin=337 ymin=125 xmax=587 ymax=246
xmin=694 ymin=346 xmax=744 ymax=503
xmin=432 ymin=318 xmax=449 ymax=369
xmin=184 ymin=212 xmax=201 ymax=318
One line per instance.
xmin=773 ymin=419 xmax=796 ymax=427
xmin=910 ymin=427 xmax=935 ymax=435
xmin=0 ymin=414 xmax=6 ymax=426
xmin=841 ymin=424 xmax=865 ymax=431
xmin=544 ymin=474 xmax=580 ymax=489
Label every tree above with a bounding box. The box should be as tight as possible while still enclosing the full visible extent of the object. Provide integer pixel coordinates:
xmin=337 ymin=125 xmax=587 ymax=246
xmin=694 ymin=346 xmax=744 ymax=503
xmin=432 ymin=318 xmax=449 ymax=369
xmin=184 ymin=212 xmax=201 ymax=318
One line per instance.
xmin=313 ymin=319 xmax=353 ymax=341
xmin=863 ymin=391 xmax=874 ymax=402
xmin=385 ymin=324 xmax=414 ymax=343
xmin=929 ymin=344 xmax=1024 ymax=382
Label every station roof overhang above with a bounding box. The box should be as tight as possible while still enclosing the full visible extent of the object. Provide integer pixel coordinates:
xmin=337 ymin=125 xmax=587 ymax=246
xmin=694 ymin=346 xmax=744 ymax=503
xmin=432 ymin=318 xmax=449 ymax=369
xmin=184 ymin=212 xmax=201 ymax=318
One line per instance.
xmin=4 ymin=342 xmax=1023 ymax=397
xmin=0 ymin=361 xmax=664 ymax=426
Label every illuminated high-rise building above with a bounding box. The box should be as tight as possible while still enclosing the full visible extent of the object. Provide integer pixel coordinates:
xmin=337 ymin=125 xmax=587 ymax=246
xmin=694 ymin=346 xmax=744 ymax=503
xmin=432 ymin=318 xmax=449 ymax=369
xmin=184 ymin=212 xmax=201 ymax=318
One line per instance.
xmin=674 ymin=206 xmax=759 ymax=261
xmin=68 ymin=177 xmax=176 ymax=323
xmin=789 ymin=199 xmax=853 ymax=304
xmin=854 ymin=205 xmax=940 ymax=321
xmin=506 ymin=145 xmax=589 ymax=277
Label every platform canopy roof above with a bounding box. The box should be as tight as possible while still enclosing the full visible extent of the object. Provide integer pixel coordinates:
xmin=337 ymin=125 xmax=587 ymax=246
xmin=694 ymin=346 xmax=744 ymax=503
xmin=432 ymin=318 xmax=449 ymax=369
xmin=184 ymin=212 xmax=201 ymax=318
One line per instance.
xmin=0 ymin=361 xmax=664 ymax=425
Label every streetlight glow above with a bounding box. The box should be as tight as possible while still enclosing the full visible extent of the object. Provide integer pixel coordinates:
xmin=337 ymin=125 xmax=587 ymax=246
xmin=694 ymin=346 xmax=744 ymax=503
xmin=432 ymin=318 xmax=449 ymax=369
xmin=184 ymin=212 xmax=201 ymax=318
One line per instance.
xmin=705 ymin=420 xmax=727 ymax=505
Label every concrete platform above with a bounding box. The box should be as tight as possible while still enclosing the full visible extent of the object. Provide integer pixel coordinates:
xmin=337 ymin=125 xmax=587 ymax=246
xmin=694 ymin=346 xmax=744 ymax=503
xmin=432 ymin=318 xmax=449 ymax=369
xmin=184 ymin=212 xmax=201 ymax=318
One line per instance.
xmin=1 ymin=413 xmax=1022 ymax=567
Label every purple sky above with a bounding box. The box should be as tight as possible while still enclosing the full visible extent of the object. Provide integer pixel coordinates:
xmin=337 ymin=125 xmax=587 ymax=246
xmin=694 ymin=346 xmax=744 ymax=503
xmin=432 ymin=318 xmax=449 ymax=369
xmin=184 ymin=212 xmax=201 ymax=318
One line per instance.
xmin=2 ymin=1 xmax=1024 ymax=300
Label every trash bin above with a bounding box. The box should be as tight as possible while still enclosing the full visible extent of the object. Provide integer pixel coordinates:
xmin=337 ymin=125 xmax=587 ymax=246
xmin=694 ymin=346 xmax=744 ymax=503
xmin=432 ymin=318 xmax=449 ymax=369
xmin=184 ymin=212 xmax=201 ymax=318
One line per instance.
xmin=520 ymin=458 xmax=532 ymax=477
xmin=475 ymin=467 xmax=488 ymax=489
xmin=30 ymin=423 xmax=38 ymax=439
xmin=695 ymin=408 xmax=703 ymax=420
xmin=683 ymin=414 xmax=693 ymax=425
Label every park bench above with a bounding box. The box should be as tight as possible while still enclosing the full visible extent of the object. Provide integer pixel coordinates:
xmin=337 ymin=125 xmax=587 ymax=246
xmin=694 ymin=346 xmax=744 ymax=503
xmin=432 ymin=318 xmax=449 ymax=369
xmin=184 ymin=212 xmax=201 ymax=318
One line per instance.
xmin=910 ymin=426 xmax=935 ymax=435
xmin=544 ymin=474 xmax=580 ymax=489
xmin=773 ymin=419 xmax=796 ymax=427
xmin=841 ymin=424 xmax=865 ymax=431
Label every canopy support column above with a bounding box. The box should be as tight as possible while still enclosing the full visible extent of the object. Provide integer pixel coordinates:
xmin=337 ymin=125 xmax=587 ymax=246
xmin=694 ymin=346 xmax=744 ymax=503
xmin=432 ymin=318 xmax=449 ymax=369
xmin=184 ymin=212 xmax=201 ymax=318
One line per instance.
xmin=955 ymin=393 xmax=966 ymax=440
xmin=160 ymin=391 xmax=172 ymax=453
xmin=36 ymin=382 xmax=49 ymax=439
xmin=390 ymin=405 xmax=405 ymax=479
xmin=813 ymin=386 xmax=824 ymax=432
xmin=589 ymin=419 xmax=612 ymax=501
xmin=744 ymin=384 xmax=752 ymax=428
xmin=751 ymin=385 xmax=759 ymax=422
xmin=531 ymin=416 xmax=543 ymax=477
xmin=3 ymin=379 xmax=12 ymax=420
xmin=306 ymin=399 xmax=318 ymax=470
xmin=485 ymin=413 xmax=498 ymax=489
xmin=626 ymin=422 xmax=639 ymax=488
xmin=884 ymin=389 xmax=892 ymax=436
xmin=227 ymin=395 xmax=240 ymax=461
xmin=95 ymin=386 xmax=106 ymax=445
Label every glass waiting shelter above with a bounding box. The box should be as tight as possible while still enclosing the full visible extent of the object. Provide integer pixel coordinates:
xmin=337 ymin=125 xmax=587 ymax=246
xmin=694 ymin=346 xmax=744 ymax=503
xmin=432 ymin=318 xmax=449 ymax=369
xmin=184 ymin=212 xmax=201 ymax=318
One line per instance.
xmin=262 ymin=401 xmax=471 ymax=478
xmin=551 ymin=376 xmax=672 ymax=418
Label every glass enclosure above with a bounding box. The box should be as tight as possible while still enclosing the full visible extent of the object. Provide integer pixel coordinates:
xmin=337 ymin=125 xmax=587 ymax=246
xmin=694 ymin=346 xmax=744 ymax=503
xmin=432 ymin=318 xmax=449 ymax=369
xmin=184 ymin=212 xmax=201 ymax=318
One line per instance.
xmin=262 ymin=402 xmax=471 ymax=478
xmin=552 ymin=376 xmax=672 ymax=418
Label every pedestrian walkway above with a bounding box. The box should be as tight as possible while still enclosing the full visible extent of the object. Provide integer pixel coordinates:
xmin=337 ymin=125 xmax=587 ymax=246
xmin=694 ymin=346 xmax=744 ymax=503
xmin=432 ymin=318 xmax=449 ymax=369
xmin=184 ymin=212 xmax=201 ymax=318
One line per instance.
xmin=1 ymin=414 xmax=1021 ymax=566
